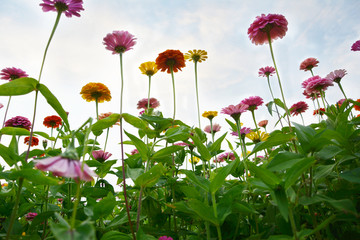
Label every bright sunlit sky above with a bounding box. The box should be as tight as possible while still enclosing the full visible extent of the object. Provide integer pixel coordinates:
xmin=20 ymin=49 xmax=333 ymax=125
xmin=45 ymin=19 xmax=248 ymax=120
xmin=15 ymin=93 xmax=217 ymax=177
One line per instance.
xmin=1 ymin=0 xmax=360 ymax=163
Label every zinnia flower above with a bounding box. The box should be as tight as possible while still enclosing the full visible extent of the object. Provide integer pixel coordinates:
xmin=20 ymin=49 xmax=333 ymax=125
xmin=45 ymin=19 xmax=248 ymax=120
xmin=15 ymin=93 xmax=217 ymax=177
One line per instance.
xmin=258 ymin=66 xmax=276 ymax=77
xmin=137 ymin=98 xmax=160 ymax=109
xmin=80 ymin=82 xmax=111 ymax=103
xmin=313 ymin=108 xmax=326 ymax=116
xmin=248 ymin=13 xmax=288 ymax=45
xmin=302 ymin=90 xmax=320 ymax=100
xmin=159 ymin=236 xmax=173 ymax=240
xmin=336 ymin=98 xmax=350 ymax=108
xmin=184 ymin=49 xmax=208 ymax=63
xmin=302 ymin=75 xmax=333 ymax=93
xmin=246 ymin=131 xmax=269 ymax=143
xmin=231 ymin=127 xmax=251 ymax=137
xmin=189 ymin=156 xmax=200 ymax=164
xmin=24 ymin=136 xmax=39 ymax=147
xmin=43 ymin=115 xmax=62 ymax=128
xmin=325 ymin=69 xmax=347 ymax=84
xmin=215 ymin=152 xmax=235 ymax=163
xmin=221 ymin=103 xmax=248 ymax=121
xmin=258 ymin=120 xmax=268 ymax=128
xmin=299 ymin=58 xmax=319 ymax=72
xmin=40 ymin=0 xmax=84 ymax=18
xmin=202 ymin=111 xmax=218 ymax=120
xmin=241 ymin=96 xmax=264 ymax=111
xmin=0 ymin=103 xmax=3 ymax=109
xmin=5 ymin=116 xmax=31 ymax=130
xmin=204 ymin=123 xmax=221 ymax=134
xmin=351 ymin=40 xmax=360 ymax=51
xmin=290 ymin=101 xmax=309 ymax=116
xmin=354 ymin=99 xmax=360 ymax=111
xmin=25 ymin=212 xmax=38 ymax=221
xmin=98 ymin=112 xmax=120 ymax=126
xmin=155 ymin=50 xmax=186 ymax=73
xmin=0 ymin=67 xmax=28 ymax=81
xmin=103 ymin=30 xmax=136 ymax=54
xmin=131 ymin=149 xmax=139 ymax=155
xmin=139 ymin=61 xmax=158 ymax=76
xmin=92 ymin=150 xmax=112 ymax=163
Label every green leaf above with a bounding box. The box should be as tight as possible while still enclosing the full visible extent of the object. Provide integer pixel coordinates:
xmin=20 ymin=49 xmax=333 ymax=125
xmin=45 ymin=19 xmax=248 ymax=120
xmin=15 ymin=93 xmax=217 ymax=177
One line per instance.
xmin=187 ymin=199 xmax=219 ymax=225
xmin=124 ymin=130 xmax=149 ymax=161
xmin=101 ymin=231 xmax=132 ymax=240
xmin=267 ymin=101 xmax=274 ymax=116
xmin=127 ymin=167 xmax=144 ymax=183
xmin=225 ymin=118 xmax=237 ymax=132
xmin=0 ymin=143 xmax=21 ymax=166
xmin=340 ymin=168 xmax=360 ymax=184
xmin=33 ymin=131 xmax=56 ymax=141
xmin=251 ymin=132 xmax=295 ymax=154
xmin=247 ymin=162 xmax=281 ymax=189
xmin=165 ymin=125 xmax=190 ymax=143
xmin=93 ymin=193 xmax=116 ymax=220
xmin=208 ymin=132 xmax=227 ymax=153
xmin=136 ymin=226 xmax=157 ymax=240
xmin=182 ymin=169 xmax=210 ymax=192
xmin=0 ymin=127 xmax=30 ymax=136
xmin=151 ymin=145 xmax=184 ymax=160
xmin=272 ymin=185 xmax=289 ymax=221
xmin=0 ymin=77 xmax=38 ymax=96
xmin=267 ymin=151 xmax=304 ymax=171
xmin=190 ymin=134 xmax=212 ymax=161
xmin=91 ymin=113 xmax=120 ymax=136
xmin=9 ymin=169 xmax=59 ymax=185
xmin=232 ymin=202 xmax=258 ymax=214
xmin=274 ymin=98 xmax=286 ymax=110
xmin=292 ymin=122 xmax=316 ymax=147
xmin=134 ymin=163 xmax=165 ymax=188
xmin=122 ymin=113 xmax=148 ymax=129
xmin=315 ymin=145 xmax=344 ymax=160
xmin=210 ymin=159 xmax=237 ymax=193
xmin=38 ymin=83 xmax=70 ymax=129
xmin=284 ymin=157 xmax=315 ymax=189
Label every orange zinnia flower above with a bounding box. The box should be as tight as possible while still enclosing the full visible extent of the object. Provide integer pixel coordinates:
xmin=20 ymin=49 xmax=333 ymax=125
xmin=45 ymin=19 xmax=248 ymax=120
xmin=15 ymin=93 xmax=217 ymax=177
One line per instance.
xmin=43 ymin=115 xmax=62 ymax=128
xmin=155 ymin=50 xmax=186 ymax=73
xmin=354 ymin=99 xmax=360 ymax=111
xmin=80 ymin=82 xmax=111 ymax=103
xmin=24 ymin=136 xmax=39 ymax=147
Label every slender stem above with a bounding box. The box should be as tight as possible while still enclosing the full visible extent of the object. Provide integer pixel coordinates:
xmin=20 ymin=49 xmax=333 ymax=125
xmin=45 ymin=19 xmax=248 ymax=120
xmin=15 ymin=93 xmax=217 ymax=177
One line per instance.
xmin=1 ymin=96 xmax=12 ymax=129
xmin=103 ymin=128 xmax=110 ymax=152
xmin=319 ymin=90 xmax=327 ymax=109
xmin=136 ymin=159 xmax=151 ymax=230
xmin=170 ymin=66 xmax=176 ymax=120
xmin=194 ymin=61 xmax=201 ymax=128
xmin=95 ymin=98 xmax=99 ymax=120
xmin=251 ymin=110 xmax=259 ymax=134
xmin=119 ymin=54 xmax=124 ymax=115
xmin=266 ymin=77 xmax=284 ymax=128
xmin=70 ymin=182 xmax=81 ymax=229
xmin=211 ymin=193 xmax=222 ymax=240
xmin=147 ymin=75 xmax=152 ymax=110
xmin=288 ymin=205 xmax=299 ymax=240
xmin=310 ymin=69 xmax=314 ymax=77
xmin=210 ymin=119 xmax=214 ymax=143
xmin=337 ymin=82 xmax=348 ymax=99
xmin=24 ymin=90 xmax=39 ymax=163
xmin=300 ymin=113 xmax=305 ymax=125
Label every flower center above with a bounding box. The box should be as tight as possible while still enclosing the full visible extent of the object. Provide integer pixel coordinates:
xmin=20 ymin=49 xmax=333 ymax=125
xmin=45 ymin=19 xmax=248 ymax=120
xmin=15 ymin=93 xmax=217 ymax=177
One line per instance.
xmin=115 ymin=46 xmax=127 ymax=53
xmin=10 ymin=74 xmax=19 ymax=80
xmin=145 ymin=70 xmax=154 ymax=76
xmin=91 ymin=91 xmax=103 ymax=99
xmin=54 ymin=2 xmax=69 ymax=12
xmin=261 ymin=24 xmax=273 ymax=33
xmin=192 ymin=54 xmax=201 ymax=62
xmin=166 ymin=59 xmax=176 ymax=67
xmin=334 ymin=77 xmax=341 ymax=83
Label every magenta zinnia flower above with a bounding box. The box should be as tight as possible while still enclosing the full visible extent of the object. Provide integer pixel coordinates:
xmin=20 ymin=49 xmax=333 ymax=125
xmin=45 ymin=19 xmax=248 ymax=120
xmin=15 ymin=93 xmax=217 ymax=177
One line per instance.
xmin=40 ymin=0 xmax=84 ymax=18
xmin=302 ymin=75 xmax=333 ymax=93
xmin=103 ymin=31 xmax=136 ymax=54
xmin=92 ymin=150 xmax=112 ymax=163
xmin=258 ymin=66 xmax=276 ymax=77
xmin=137 ymin=98 xmax=160 ymax=109
xmin=302 ymin=90 xmax=320 ymax=100
xmin=231 ymin=127 xmax=252 ymax=137
xmin=25 ymin=212 xmax=38 ymax=221
xmin=248 ymin=13 xmax=288 ymax=45
xmin=0 ymin=67 xmax=28 ymax=81
xmin=299 ymin=58 xmax=319 ymax=72
xmin=241 ymin=96 xmax=264 ymax=111
xmin=4 ymin=116 xmax=31 ymax=130
xmin=215 ymin=152 xmax=236 ymax=163
xmin=290 ymin=101 xmax=309 ymax=116
xmin=221 ymin=103 xmax=248 ymax=121
xmin=159 ymin=236 xmax=173 ymax=240
xmin=204 ymin=123 xmax=221 ymax=134
xmin=325 ymin=69 xmax=347 ymax=84
xmin=351 ymin=40 xmax=360 ymax=51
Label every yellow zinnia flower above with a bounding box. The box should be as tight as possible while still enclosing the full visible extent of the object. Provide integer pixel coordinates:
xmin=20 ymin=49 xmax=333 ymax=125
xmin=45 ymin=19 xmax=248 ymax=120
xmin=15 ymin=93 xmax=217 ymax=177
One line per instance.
xmin=189 ymin=156 xmax=200 ymax=164
xmin=139 ymin=61 xmax=158 ymax=76
xmin=202 ymin=111 xmax=218 ymax=120
xmin=184 ymin=49 xmax=208 ymax=63
xmin=246 ymin=131 xmax=269 ymax=143
xmin=80 ymin=82 xmax=111 ymax=103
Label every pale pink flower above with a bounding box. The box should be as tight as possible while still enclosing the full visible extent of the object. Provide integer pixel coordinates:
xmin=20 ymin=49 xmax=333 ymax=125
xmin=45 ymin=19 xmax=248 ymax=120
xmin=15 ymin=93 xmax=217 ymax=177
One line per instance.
xmin=221 ymin=103 xmax=248 ymax=120
xmin=241 ymin=96 xmax=264 ymax=111
xmin=299 ymin=58 xmax=319 ymax=71
xmin=204 ymin=123 xmax=221 ymax=134
xmin=290 ymin=101 xmax=308 ymax=116
xmin=103 ymin=31 xmax=136 ymax=54
xmin=92 ymin=150 xmax=112 ymax=163
xmin=302 ymin=90 xmax=320 ymax=100
xmin=137 ymin=98 xmax=160 ymax=109
xmin=0 ymin=67 xmax=28 ymax=81
xmin=325 ymin=69 xmax=347 ymax=84
xmin=258 ymin=66 xmax=276 ymax=77
xmin=40 ymin=0 xmax=84 ymax=17
xmin=351 ymin=40 xmax=360 ymax=51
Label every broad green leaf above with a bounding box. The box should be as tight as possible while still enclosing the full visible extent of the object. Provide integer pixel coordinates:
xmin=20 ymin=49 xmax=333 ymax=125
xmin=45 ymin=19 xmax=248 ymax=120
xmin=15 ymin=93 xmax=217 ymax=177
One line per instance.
xmin=0 ymin=77 xmax=38 ymax=96
xmin=315 ymin=145 xmax=344 ymax=160
xmin=233 ymin=202 xmax=258 ymax=214
xmin=300 ymin=195 xmax=357 ymax=215
xmin=247 ymin=162 xmax=281 ymax=189
xmin=165 ymin=125 xmax=190 ymax=143
xmin=225 ymin=118 xmax=237 ymax=132
xmin=210 ymin=159 xmax=237 ymax=193
xmin=272 ymin=185 xmax=289 ymax=221
xmin=10 ymin=169 xmax=59 ymax=185
xmin=122 ymin=113 xmax=148 ymax=129
xmin=252 ymin=133 xmax=295 ymax=154
xmin=136 ymin=226 xmax=157 ymax=240
xmin=51 ymin=213 xmax=95 ymax=240
xmin=0 ymin=127 xmax=30 ymax=136
xmin=33 ymin=131 xmax=56 ymax=141
xmin=340 ymin=167 xmax=360 ymax=184
xmin=151 ymin=145 xmax=184 ymax=159
xmin=187 ymin=199 xmax=219 ymax=225
xmin=124 ymin=131 xmax=149 ymax=161
xmin=274 ymin=98 xmax=286 ymax=110
xmin=127 ymin=167 xmax=144 ymax=183
xmin=284 ymin=157 xmax=315 ymax=189
xmin=208 ymin=132 xmax=227 ymax=153
xmin=267 ymin=151 xmax=304 ymax=171
xmin=101 ymin=231 xmax=132 ymax=240
xmin=91 ymin=113 xmax=120 ymax=136
xmin=0 ymin=143 xmax=21 ymax=166
xmin=267 ymin=101 xmax=274 ymax=116
xmin=93 ymin=193 xmax=116 ymax=219
xmin=314 ymin=164 xmax=335 ymax=180
xmin=134 ymin=163 xmax=165 ymax=188
xmin=292 ymin=122 xmax=316 ymax=147
xmin=190 ymin=134 xmax=212 ymax=161
xmin=179 ymin=185 xmax=202 ymax=200
xmin=182 ymin=169 xmax=210 ymax=192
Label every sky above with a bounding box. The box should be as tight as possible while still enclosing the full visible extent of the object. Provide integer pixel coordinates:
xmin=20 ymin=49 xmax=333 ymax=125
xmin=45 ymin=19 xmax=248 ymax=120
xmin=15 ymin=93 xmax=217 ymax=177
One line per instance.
xmin=0 ymin=0 xmax=360 ymax=172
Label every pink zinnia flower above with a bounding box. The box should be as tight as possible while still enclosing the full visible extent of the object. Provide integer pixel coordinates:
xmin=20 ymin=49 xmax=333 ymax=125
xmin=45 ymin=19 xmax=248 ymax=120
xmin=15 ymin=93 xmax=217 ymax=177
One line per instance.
xmin=103 ymin=31 xmax=136 ymax=54
xmin=5 ymin=116 xmax=31 ymax=130
xmin=351 ymin=40 xmax=360 ymax=51
xmin=40 ymin=0 xmax=84 ymax=18
xmin=325 ymin=69 xmax=347 ymax=84
xmin=231 ymin=127 xmax=252 ymax=137
xmin=302 ymin=90 xmax=320 ymax=100
xmin=174 ymin=142 xmax=190 ymax=147
xmin=248 ymin=13 xmax=288 ymax=45
xmin=258 ymin=120 xmax=268 ymax=128
xmin=35 ymin=156 xmax=96 ymax=182
xmin=92 ymin=150 xmax=112 ymax=163
xmin=131 ymin=149 xmax=139 ymax=155
xmin=215 ymin=152 xmax=236 ymax=163
xmin=258 ymin=66 xmax=276 ymax=77
xmin=159 ymin=236 xmax=173 ymax=240
xmin=221 ymin=103 xmax=248 ymax=121
xmin=25 ymin=212 xmax=38 ymax=221
xmin=302 ymin=75 xmax=333 ymax=93
xmin=299 ymin=58 xmax=319 ymax=72
xmin=204 ymin=123 xmax=221 ymax=134
xmin=0 ymin=103 xmax=3 ymax=109
xmin=290 ymin=101 xmax=308 ymax=116
xmin=1 ymin=67 xmax=28 ymax=81
xmin=137 ymin=98 xmax=160 ymax=109
xmin=241 ymin=96 xmax=264 ymax=111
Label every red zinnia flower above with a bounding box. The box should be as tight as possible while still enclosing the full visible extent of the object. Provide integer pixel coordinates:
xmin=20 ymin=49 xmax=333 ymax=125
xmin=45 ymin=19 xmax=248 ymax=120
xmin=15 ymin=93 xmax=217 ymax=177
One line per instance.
xmin=0 ymin=67 xmax=28 ymax=81
xmin=351 ymin=40 xmax=360 ymax=51
xmin=130 ymin=149 xmax=139 ymax=155
xmin=313 ymin=108 xmax=325 ymax=116
xmin=40 ymin=0 xmax=84 ymax=18
xmin=215 ymin=152 xmax=236 ymax=163
xmin=290 ymin=101 xmax=308 ymax=116
xmin=300 ymin=58 xmax=319 ymax=72
xmin=103 ymin=30 xmax=136 ymax=54
xmin=43 ymin=115 xmax=62 ymax=128
xmin=354 ymin=99 xmax=360 ymax=111
xmin=248 ymin=13 xmax=288 ymax=45
xmin=155 ymin=50 xmax=186 ymax=73
xmin=24 ymin=136 xmax=39 ymax=147
xmin=258 ymin=66 xmax=276 ymax=77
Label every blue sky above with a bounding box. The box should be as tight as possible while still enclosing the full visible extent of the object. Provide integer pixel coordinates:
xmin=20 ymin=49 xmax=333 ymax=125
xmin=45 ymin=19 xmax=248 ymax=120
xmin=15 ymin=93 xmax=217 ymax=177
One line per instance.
xmin=0 ymin=0 xmax=360 ymax=161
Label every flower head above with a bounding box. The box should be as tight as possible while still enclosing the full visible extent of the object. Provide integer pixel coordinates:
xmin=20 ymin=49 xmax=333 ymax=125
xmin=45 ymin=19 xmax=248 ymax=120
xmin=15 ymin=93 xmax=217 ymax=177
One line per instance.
xmin=336 ymin=98 xmax=350 ymax=108
xmin=241 ymin=96 xmax=264 ymax=111
xmin=24 ymin=136 xmax=39 ymax=147
xmin=202 ymin=111 xmax=218 ymax=120
xmin=290 ymin=101 xmax=309 ymax=116
xmin=103 ymin=30 xmax=136 ymax=54
xmin=221 ymin=103 xmax=248 ymax=121
xmin=231 ymin=127 xmax=251 ymax=137
xmin=25 ymin=212 xmax=38 ymax=221
xmin=354 ymin=99 xmax=360 ymax=111
xmin=92 ymin=150 xmax=112 ymax=163
xmin=159 ymin=236 xmax=173 ymax=240
xmin=258 ymin=66 xmax=276 ymax=77
xmin=43 ymin=115 xmax=62 ymax=128
xmin=302 ymin=75 xmax=333 ymax=93
xmin=302 ymin=90 xmax=320 ymax=100
xmin=258 ymin=120 xmax=268 ymax=128
xmin=325 ymin=69 xmax=347 ymax=84
xmin=300 ymin=58 xmax=319 ymax=72
xmin=184 ymin=49 xmax=208 ymax=63
xmin=215 ymin=152 xmax=235 ymax=163
xmin=139 ymin=61 xmax=158 ymax=76
xmin=351 ymin=40 xmax=360 ymax=51
xmin=1 ymin=67 xmax=28 ymax=81
xmin=155 ymin=50 xmax=186 ymax=73
xmin=137 ymin=98 xmax=160 ymax=109
xmin=98 ymin=112 xmax=120 ymax=127
xmin=5 ymin=116 xmax=31 ymax=130
xmin=131 ymin=149 xmax=139 ymax=155
xmin=248 ymin=13 xmax=288 ymax=45
xmin=313 ymin=108 xmax=326 ymax=116
xmin=204 ymin=123 xmax=221 ymax=134
xmin=246 ymin=131 xmax=269 ymax=143
xmin=189 ymin=156 xmax=200 ymax=164
xmin=40 ymin=0 xmax=84 ymax=18
xmin=0 ymin=103 xmax=3 ymax=109
xmin=80 ymin=82 xmax=111 ymax=103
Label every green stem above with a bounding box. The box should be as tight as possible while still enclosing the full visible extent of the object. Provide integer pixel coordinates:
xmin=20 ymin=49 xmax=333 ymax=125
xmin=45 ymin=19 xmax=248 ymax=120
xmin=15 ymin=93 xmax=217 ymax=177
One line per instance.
xmin=337 ymin=82 xmax=348 ymax=99
xmin=288 ymin=205 xmax=299 ymax=240
xmin=24 ymin=90 xmax=39 ymax=163
xmin=170 ymin=66 xmax=176 ymax=120
xmin=70 ymin=182 xmax=81 ymax=229
xmin=5 ymin=178 xmax=24 ymax=240
xmin=1 ymin=96 xmax=11 ymax=129
xmin=211 ymin=193 xmax=222 ymax=240
xmin=319 ymin=90 xmax=327 ymax=109
xmin=300 ymin=113 xmax=305 ymax=125
xmin=147 ymin=75 xmax=152 ymax=110
xmin=194 ymin=61 xmax=201 ymax=129
xmin=266 ymin=77 xmax=284 ymax=128
xmin=310 ymin=69 xmax=314 ymax=77
xmin=95 ymin=98 xmax=99 ymax=120
xmin=136 ymin=159 xmax=151 ymax=230
xmin=104 ymin=128 xmax=110 ymax=152
xmin=251 ymin=110 xmax=259 ymax=134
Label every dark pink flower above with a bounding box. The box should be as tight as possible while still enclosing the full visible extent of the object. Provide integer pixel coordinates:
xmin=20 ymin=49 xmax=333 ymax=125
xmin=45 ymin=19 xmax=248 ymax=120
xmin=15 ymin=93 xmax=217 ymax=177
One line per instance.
xmin=92 ymin=150 xmax=112 ymax=163
xmin=351 ymin=40 xmax=360 ymax=51
xmin=137 ymin=98 xmax=160 ymax=109
xmin=258 ymin=66 xmax=276 ymax=77
xmin=35 ymin=156 xmax=96 ymax=182
xmin=174 ymin=142 xmax=189 ymax=147
xmin=159 ymin=236 xmax=173 ymax=240
xmin=1 ymin=67 xmax=28 ymax=81
xmin=299 ymin=58 xmax=319 ymax=71
xmin=221 ymin=103 xmax=248 ymax=121
xmin=302 ymin=90 xmax=320 ymax=100
xmin=40 ymin=0 xmax=84 ymax=18
xmin=0 ymin=103 xmax=3 ymax=109
xmin=204 ymin=123 xmax=221 ymax=134
xmin=241 ymin=96 xmax=264 ymax=111
xmin=231 ymin=127 xmax=252 ymax=137
xmin=302 ymin=75 xmax=333 ymax=93
xmin=25 ymin=212 xmax=38 ymax=221
xmin=215 ymin=152 xmax=236 ymax=163
xmin=248 ymin=13 xmax=288 ymax=45
xmin=103 ymin=31 xmax=136 ymax=54
xmin=325 ymin=69 xmax=347 ymax=84
xmin=258 ymin=120 xmax=268 ymax=128
xmin=5 ymin=116 xmax=31 ymax=130
xmin=290 ymin=101 xmax=308 ymax=116
xmin=131 ymin=149 xmax=139 ymax=155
